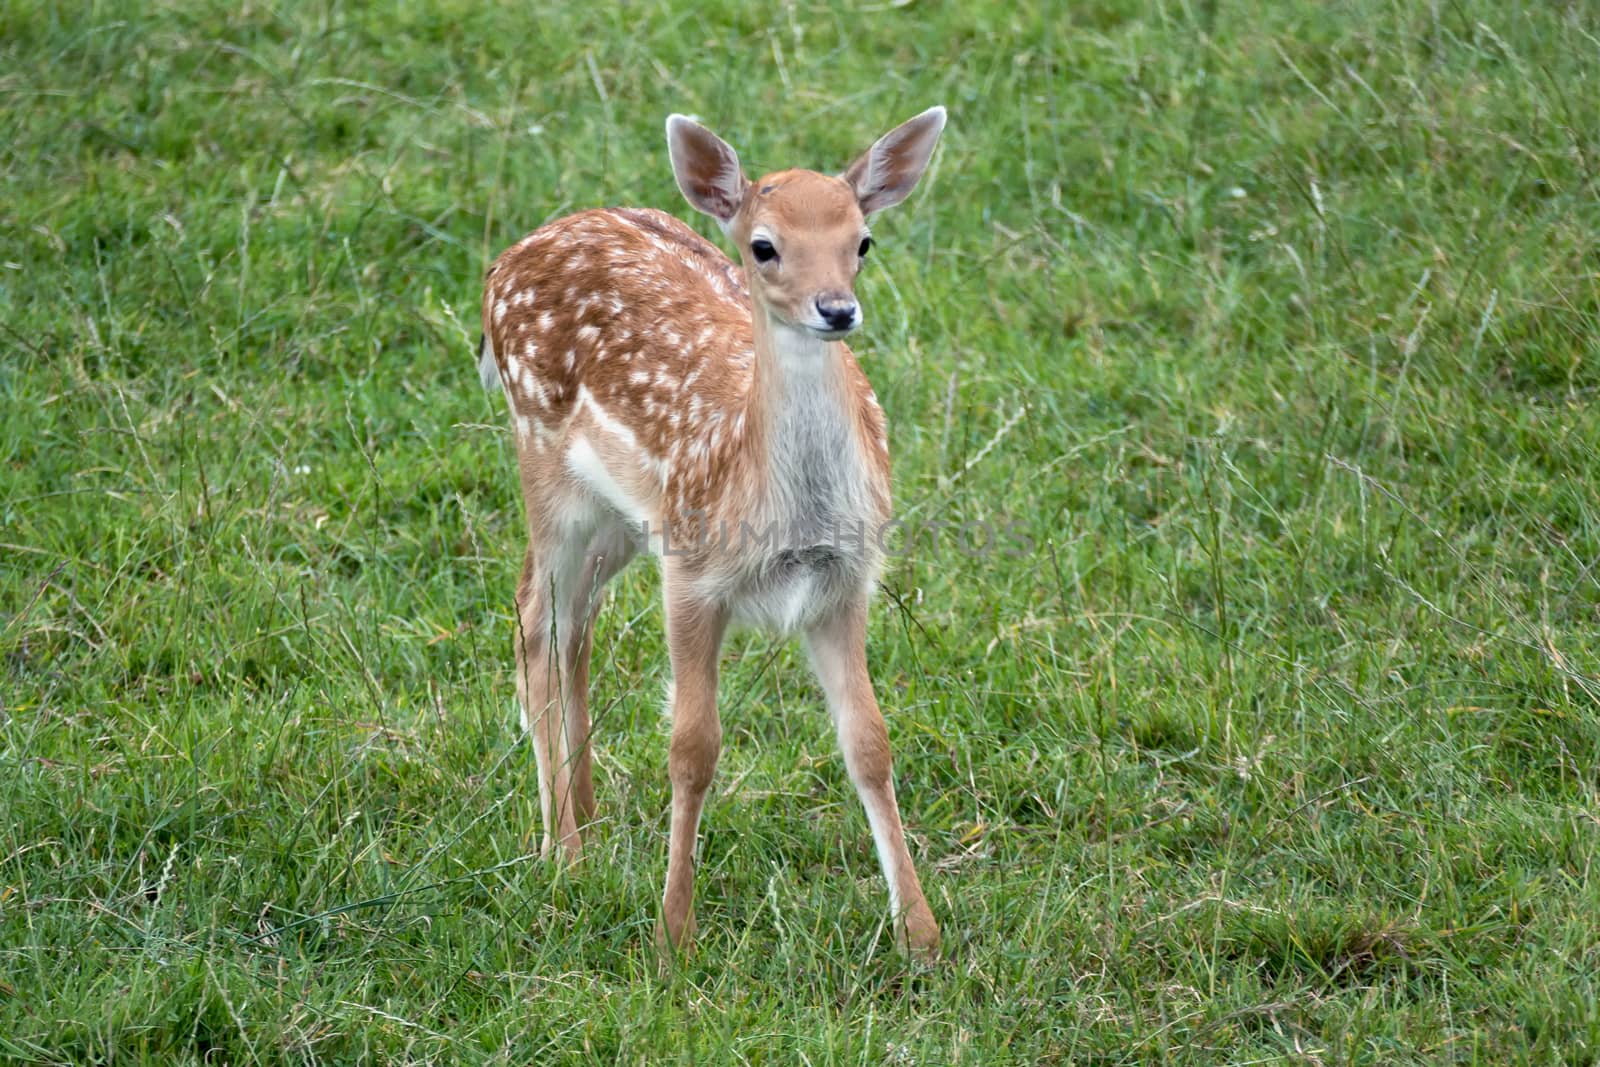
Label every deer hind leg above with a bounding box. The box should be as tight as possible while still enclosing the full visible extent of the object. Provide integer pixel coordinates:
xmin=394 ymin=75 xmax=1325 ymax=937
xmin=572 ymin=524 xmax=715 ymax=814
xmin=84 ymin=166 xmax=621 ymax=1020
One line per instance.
xmin=805 ymin=599 xmax=940 ymax=961
xmin=515 ymin=524 xmax=632 ymax=860
xmin=515 ymin=543 xmax=579 ymax=859
xmin=655 ymin=588 xmax=728 ymax=957
xmin=558 ymin=523 xmax=637 ymax=828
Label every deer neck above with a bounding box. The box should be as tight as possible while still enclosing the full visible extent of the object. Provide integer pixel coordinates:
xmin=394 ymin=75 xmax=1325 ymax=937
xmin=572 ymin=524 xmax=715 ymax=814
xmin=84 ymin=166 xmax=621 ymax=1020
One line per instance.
xmin=742 ymin=304 xmax=866 ymax=533
xmin=747 ymin=303 xmax=849 ymax=432
xmin=752 ymin=301 xmax=837 ymax=374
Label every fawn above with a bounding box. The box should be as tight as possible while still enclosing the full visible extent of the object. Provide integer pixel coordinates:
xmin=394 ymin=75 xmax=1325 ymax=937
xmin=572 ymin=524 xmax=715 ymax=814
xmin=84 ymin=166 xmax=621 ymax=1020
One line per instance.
xmin=478 ymin=107 xmax=947 ymax=959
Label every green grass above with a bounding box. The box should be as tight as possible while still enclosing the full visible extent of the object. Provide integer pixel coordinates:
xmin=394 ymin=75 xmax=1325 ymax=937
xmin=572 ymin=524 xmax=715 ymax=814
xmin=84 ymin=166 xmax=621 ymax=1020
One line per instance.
xmin=4 ymin=0 xmax=1600 ymax=1061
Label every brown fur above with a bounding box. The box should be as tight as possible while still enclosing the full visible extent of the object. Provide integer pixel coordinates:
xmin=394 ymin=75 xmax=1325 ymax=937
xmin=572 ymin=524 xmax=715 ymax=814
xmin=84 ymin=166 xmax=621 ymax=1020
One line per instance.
xmin=479 ymin=108 xmax=947 ymax=962
xmin=482 ymin=205 xmax=888 ymax=529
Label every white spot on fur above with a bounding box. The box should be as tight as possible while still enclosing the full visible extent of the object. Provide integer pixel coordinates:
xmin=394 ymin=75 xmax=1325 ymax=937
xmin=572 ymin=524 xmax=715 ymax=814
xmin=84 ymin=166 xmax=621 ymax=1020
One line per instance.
xmin=528 ymin=376 xmax=550 ymax=408
xmin=576 ymin=386 xmax=669 ymax=481
xmin=565 ymin=436 xmax=649 ymax=526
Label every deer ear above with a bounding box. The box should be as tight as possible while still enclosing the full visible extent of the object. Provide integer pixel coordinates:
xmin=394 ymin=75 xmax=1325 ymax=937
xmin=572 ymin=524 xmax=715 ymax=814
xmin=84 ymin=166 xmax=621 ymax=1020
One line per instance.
xmin=841 ymin=106 xmax=947 ymax=216
xmin=666 ymin=114 xmax=749 ymax=227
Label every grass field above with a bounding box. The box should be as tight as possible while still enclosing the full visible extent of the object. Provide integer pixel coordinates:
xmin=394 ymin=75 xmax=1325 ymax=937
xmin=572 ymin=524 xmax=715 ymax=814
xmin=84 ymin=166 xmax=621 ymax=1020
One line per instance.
xmin=4 ymin=0 xmax=1600 ymax=1062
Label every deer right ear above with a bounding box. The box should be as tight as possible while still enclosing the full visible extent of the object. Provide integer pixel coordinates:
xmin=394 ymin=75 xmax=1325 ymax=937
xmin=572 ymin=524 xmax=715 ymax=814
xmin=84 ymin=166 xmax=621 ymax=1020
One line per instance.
xmin=841 ymin=106 xmax=947 ymax=216
xmin=666 ymin=115 xmax=749 ymax=229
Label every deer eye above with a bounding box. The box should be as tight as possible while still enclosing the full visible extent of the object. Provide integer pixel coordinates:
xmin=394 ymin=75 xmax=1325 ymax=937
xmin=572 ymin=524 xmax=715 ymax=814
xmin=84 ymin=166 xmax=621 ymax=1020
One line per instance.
xmin=858 ymin=237 xmax=874 ymax=258
xmin=750 ymin=238 xmax=778 ymax=263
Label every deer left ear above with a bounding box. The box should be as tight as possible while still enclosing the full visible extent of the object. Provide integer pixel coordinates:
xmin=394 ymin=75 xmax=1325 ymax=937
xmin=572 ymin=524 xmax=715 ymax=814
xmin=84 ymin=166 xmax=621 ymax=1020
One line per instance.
xmin=666 ymin=114 xmax=750 ymax=228
xmin=841 ymin=106 xmax=947 ymax=216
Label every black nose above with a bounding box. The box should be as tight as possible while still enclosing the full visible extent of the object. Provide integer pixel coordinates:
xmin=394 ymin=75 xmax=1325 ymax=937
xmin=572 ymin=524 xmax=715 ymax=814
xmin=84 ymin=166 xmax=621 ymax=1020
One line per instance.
xmin=816 ymin=297 xmax=859 ymax=331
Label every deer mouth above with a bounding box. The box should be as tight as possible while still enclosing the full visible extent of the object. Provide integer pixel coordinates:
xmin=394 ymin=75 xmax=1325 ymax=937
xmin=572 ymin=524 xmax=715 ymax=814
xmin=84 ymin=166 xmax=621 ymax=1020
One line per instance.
xmin=803 ymin=316 xmax=861 ymax=342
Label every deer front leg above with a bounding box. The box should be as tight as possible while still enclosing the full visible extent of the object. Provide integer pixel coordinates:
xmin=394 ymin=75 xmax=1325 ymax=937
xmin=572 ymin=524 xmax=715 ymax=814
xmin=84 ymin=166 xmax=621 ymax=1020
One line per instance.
xmin=805 ymin=599 xmax=940 ymax=961
xmin=655 ymin=592 xmax=728 ymax=958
